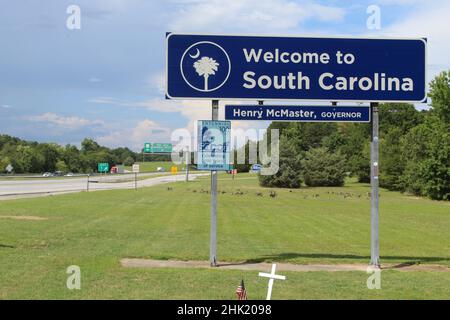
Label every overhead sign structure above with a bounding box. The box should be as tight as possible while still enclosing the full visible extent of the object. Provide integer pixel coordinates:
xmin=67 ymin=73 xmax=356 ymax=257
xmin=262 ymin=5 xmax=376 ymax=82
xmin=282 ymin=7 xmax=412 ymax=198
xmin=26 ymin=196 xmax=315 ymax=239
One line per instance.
xmin=98 ymin=163 xmax=109 ymax=173
xmin=197 ymin=120 xmax=231 ymax=171
xmin=166 ymin=33 xmax=426 ymax=102
xmin=225 ymin=105 xmax=370 ymax=122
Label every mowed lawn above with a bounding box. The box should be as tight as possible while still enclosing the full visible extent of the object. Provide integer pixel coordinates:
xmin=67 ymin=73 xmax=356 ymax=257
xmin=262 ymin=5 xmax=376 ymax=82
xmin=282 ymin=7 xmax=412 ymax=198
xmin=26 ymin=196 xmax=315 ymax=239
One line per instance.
xmin=125 ymin=161 xmax=185 ymax=173
xmin=0 ymin=173 xmax=449 ymax=299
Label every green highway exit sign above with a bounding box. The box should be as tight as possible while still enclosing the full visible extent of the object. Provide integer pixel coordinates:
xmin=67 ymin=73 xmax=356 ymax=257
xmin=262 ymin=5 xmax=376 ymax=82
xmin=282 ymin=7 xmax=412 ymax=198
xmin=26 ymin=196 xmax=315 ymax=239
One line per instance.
xmin=143 ymin=142 xmax=152 ymax=153
xmin=143 ymin=143 xmax=172 ymax=153
xmin=98 ymin=163 xmax=109 ymax=173
xmin=152 ymin=143 xmax=172 ymax=153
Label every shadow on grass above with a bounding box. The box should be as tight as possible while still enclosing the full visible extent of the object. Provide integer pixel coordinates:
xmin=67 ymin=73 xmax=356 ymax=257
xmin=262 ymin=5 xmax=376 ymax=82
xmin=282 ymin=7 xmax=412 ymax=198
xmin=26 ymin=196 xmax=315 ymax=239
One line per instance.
xmin=238 ymin=252 xmax=450 ymax=265
xmin=0 ymin=244 xmax=15 ymax=249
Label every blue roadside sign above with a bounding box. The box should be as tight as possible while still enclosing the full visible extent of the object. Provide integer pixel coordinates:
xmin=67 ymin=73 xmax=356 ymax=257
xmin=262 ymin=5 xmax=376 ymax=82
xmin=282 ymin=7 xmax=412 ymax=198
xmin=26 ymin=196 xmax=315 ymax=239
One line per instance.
xmin=166 ymin=33 xmax=426 ymax=102
xmin=225 ymin=105 xmax=371 ymax=122
xmin=197 ymin=120 xmax=231 ymax=171
xmin=251 ymin=164 xmax=262 ymax=172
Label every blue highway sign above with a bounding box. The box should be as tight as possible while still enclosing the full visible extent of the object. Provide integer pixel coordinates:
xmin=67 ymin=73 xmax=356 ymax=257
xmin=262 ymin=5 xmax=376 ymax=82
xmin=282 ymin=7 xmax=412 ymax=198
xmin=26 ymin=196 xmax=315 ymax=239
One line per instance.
xmin=166 ymin=33 xmax=426 ymax=102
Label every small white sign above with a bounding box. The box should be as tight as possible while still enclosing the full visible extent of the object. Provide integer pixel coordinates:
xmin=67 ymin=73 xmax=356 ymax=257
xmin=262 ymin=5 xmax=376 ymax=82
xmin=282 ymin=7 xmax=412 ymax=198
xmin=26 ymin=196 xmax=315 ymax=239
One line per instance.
xmin=5 ymin=164 xmax=13 ymax=173
xmin=132 ymin=164 xmax=140 ymax=173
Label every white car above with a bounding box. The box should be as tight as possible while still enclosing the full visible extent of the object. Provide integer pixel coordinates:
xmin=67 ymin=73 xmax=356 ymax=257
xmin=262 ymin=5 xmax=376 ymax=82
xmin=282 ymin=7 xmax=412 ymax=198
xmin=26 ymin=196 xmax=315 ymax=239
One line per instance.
xmin=65 ymin=172 xmax=74 ymax=177
xmin=42 ymin=172 xmax=52 ymax=177
xmin=156 ymin=167 xmax=165 ymax=172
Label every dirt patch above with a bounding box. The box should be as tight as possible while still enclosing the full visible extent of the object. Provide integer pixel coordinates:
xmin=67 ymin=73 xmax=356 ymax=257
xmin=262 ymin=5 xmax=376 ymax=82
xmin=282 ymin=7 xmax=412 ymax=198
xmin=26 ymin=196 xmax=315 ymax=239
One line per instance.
xmin=121 ymin=258 xmax=450 ymax=273
xmin=383 ymin=263 xmax=450 ymax=272
xmin=0 ymin=215 xmax=48 ymax=221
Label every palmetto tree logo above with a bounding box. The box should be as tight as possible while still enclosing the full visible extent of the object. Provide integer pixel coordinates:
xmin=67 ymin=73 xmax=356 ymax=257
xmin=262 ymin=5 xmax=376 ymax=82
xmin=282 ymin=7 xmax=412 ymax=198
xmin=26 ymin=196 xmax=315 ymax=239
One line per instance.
xmin=193 ymin=57 xmax=220 ymax=91
xmin=180 ymin=41 xmax=231 ymax=93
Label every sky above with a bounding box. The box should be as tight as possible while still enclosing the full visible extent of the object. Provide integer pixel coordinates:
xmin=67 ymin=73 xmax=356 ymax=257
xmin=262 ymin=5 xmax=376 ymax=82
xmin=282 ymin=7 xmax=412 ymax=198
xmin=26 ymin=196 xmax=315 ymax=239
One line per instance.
xmin=0 ymin=0 xmax=449 ymax=151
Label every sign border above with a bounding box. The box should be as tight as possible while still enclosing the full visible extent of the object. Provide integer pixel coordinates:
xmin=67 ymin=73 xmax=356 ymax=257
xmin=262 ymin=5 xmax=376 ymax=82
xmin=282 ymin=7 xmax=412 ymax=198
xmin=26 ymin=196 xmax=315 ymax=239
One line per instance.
xmin=166 ymin=32 xmax=427 ymax=103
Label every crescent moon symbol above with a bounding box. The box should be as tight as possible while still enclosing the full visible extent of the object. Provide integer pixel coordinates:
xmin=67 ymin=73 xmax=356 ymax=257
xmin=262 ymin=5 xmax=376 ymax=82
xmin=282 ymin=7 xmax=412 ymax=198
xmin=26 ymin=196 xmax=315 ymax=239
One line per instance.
xmin=189 ymin=48 xmax=200 ymax=59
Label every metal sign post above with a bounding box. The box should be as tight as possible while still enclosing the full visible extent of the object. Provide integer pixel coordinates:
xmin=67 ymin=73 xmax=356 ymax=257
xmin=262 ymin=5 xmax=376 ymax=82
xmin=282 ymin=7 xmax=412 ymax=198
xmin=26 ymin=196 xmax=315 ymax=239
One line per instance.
xmin=210 ymin=100 xmax=219 ymax=267
xmin=185 ymin=147 xmax=190 ymax=182
xmin=370 ymin=102 xmax=380 ymax=267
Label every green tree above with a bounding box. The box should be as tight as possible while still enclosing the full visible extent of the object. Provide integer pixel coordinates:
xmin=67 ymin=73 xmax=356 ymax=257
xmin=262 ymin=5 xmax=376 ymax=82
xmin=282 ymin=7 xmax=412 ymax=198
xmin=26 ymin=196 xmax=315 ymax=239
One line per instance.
xmin=428 ymin=70 xmax=450 ymax=123
xmin=258 ymin=135 xmax=303 ymax=188
xmin=0 ymin=156 xmax=12 ymax=173
xmin=232 ymin=140 xmax=258 ymax=173
xmin=55 ymin=160 xmax=69 ymax=173
xmin=37 ymin=143 xmax=61 ymax=172
xmin=379 ymin=127 xmax=405 ymax=191
xmin=15 ymin=145 xmax=35 ymax=173
xmin=302 ymin=147 xmax=347 ymax=187
xmin=401 ymin=117 xmax=449 ymax=200
xmin=379 ymin=103 xmax=423 ymax=134
xmin=62 ymin=145 xmax=82 ymax=173
xmin=81 ymin=138 xmax=101 ymax=153
xmin=124 ymin=156 xmax=135 ymax=166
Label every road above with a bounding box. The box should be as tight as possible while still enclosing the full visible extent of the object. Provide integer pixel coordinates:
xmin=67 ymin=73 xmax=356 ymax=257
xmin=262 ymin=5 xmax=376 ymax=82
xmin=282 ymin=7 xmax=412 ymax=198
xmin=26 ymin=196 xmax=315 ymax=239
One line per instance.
xmin=0 ymin=173 xmax=207 ymax=200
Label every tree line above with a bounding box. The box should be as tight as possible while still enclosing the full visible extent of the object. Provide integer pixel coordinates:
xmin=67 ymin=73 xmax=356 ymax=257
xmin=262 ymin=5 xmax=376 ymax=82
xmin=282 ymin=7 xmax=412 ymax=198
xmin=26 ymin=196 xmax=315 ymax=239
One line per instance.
xmin=0 ymin=137 xmax=170 ymax=174
xmin=237 ymin=71 xmax=449 ymax=201
xmin=1 ymin=71 xmax=448 ymax=199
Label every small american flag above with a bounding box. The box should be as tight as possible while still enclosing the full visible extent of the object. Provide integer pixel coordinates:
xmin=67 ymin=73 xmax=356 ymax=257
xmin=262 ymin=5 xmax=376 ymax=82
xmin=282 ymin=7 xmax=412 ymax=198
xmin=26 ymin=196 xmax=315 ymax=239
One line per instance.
xmin=236 ymin=279 xmax=247 ymax=300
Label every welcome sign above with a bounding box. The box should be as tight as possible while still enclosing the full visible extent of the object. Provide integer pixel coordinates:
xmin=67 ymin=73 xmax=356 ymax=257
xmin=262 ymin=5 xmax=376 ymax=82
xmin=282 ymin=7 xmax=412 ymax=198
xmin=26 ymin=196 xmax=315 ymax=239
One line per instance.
xmin=166 ymin=33 xmax=426 ymax=102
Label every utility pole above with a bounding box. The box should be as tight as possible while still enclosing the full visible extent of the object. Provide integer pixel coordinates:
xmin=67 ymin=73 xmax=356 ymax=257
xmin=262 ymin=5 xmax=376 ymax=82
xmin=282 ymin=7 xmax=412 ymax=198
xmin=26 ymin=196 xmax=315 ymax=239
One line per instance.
xmin=210 ymin=100 xmax=219 ymax=267
xmin=370 ymin=102 xmax=380 ymax=267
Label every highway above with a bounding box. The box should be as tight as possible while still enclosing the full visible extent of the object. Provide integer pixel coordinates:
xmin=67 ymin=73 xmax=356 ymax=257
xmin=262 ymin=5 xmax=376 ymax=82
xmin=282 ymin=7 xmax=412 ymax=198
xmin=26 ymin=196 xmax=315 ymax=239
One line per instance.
xmin=0 ymin=173 xmax=207 ymax=200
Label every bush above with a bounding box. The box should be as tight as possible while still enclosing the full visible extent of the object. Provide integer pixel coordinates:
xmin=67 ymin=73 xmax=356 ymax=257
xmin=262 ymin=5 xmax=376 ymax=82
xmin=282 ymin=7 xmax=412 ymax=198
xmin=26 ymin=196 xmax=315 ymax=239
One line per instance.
xmin=401 ymin=117 xmax=450 ymax=200
xmin=258 ymin=135 xmax=303 ymax=188
xmin=124 ymin=156 xmax=135 ymax=166
xmin=302 ymin=147 xmax=347 ymax=187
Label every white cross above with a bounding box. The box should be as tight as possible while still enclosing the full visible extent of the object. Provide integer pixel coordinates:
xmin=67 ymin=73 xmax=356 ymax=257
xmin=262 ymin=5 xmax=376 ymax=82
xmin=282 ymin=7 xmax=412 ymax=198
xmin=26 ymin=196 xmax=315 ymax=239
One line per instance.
xmin=258 ymin=264 xmax=286 ymax=300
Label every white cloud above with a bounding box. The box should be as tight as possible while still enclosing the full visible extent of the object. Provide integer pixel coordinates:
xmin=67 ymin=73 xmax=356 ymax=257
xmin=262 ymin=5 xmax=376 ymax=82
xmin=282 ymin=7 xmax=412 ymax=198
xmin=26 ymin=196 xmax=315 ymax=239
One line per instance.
xmin=146 ymin=72 xmax=165 ymax=94
xmin=90 ymin=96 xmax=270 ymax=149
xmin=88 ymin=97 xmax=123 ymax=104
xmin=379 ymin=1 xmax=450 ymax=84
xmin=1 ymin=104 xmax=12 ymax=109
xmin=168 ymin=0 xmax=346 ymax=33
xmin=96 ymin=119 xmax=171 ymax=150
xmin=132 ymin=98 xmax=267 ymax=133
xmin=26 ymin=112 xmax=104 ymax=129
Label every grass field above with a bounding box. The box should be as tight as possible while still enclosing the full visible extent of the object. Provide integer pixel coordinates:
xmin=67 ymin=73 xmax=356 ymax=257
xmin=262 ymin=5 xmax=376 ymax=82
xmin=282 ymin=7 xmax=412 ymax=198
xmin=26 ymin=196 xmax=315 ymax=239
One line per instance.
xmin=0 ymin=173 xmax=449 ymax=299
xmin=125 ymin=161 xmax=186 ymax=173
